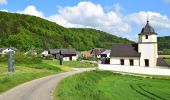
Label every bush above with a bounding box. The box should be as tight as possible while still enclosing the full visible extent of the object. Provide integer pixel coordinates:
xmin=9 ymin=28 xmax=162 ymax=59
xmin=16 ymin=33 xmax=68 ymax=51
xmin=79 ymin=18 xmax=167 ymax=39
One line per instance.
xmin=14 ymin=53 xmax=42 ymax=64
xmin=0 ymin=54 xmax=8 ymax=63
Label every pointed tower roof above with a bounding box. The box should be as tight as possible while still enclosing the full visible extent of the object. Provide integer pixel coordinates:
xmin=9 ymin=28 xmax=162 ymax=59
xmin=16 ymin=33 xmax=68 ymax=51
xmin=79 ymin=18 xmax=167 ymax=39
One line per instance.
xmin=139 ymin=20 xmax=157 ymax=35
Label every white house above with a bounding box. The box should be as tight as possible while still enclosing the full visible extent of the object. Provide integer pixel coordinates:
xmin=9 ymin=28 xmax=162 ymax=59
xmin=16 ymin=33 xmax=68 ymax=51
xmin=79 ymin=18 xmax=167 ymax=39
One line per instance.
xmin=60 ymin=49 xmax=77 ymax=61
xmin=110 ymin=20 xmax=169 ymax=67
xmin=0 ymin=48 xmax=15 ymax=54
xmin=41 ymin=50 xmax=49 ymax=57
xmin=101 ymin=50 xmax=111 ymax=58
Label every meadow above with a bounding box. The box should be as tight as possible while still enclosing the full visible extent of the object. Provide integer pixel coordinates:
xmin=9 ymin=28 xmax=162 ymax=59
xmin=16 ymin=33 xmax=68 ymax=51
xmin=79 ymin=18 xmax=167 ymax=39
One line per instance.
xmin=0 ymin=53 xmax=96 ymax=93
xmin=55 ymin=70 xmax=170 ymax=100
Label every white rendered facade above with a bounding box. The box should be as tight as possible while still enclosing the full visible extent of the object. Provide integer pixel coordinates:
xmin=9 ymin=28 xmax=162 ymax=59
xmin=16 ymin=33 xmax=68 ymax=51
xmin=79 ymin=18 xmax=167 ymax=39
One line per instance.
xmin=110 ymin=20 xmax=158 ymax=67
xmin=110 ymin=57 xmax=140 ymax=66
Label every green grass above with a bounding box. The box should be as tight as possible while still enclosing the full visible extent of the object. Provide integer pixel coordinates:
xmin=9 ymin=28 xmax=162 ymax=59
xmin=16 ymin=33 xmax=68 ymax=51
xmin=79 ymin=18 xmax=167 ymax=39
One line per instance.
xmin=55 ymin=70 xmax=170 ymax=100
xmin=165 ymin=58 xmax=170 ymax=64
xmin=44 ymin=60 xmax=97 ymax=68
xmin=0 ymin=59 xmax=96 ymax=93
xmin=0 ymin=60 xmax=62 ymax=93
xmin=60 ymin=60 xmax=97 ymax=68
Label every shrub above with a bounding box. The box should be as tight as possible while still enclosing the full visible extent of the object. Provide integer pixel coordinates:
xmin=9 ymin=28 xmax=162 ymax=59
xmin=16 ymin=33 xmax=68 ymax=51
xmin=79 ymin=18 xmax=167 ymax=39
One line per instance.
xmin=14 ymin=53 xmax=42 ymax=64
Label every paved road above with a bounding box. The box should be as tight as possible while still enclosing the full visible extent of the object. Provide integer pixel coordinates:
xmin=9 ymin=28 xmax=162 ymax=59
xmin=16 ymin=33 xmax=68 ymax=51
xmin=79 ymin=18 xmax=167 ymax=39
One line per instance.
xmin=0 ymin=68 xmax=94 ymax=100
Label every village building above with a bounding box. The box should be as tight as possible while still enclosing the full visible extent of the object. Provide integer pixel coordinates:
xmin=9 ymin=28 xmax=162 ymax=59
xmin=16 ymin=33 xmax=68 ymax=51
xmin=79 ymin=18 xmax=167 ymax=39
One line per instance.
xmin=101 ymin=50 xmax=111 ymax=58
xmin=82 ymin=51 xmax=91 ymax=58
xmin=60 ymin=49 xmax=77 ymax=61
xmin=0 ymin=48 xmax=16 ymax=54
xmin=48 ymin=49 xmax=60 ymax=59
xmin=41 ymin=50 xmax=49 ymax=57
xmin=110 ymin=20 xmax=169 ymax=67
xmin=91 ymin=48 xmax=105 ymax=58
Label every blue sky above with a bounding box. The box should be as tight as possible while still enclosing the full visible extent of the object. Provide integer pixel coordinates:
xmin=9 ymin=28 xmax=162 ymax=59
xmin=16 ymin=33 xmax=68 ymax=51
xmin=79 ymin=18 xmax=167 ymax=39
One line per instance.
xmin=0 ymin=0 xmax=170 ymax=41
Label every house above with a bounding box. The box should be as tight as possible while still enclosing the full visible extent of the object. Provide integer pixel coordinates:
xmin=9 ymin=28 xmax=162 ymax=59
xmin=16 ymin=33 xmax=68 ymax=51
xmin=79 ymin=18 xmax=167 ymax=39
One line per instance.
xmin=101 ymin=50 xmax=111 ymax=58
xmin=91 ymin=48 xmax=105 ymax=58
xmin=60 ymin=49 xmax=77 ymax=61
xmin=0 ymin=48 xmax=16 ymax=54
xmin=82 ymin=51 xmax=91 ymax=58
xmin=110 ymin=20 xmax=169 ymax=67
xmin=0 ymin=48 xmax=6 ymax=54
xmin=41 ymin=50 xmax=48 ymax=57
xmin=48 ymin=49 xmax=60 ymax=59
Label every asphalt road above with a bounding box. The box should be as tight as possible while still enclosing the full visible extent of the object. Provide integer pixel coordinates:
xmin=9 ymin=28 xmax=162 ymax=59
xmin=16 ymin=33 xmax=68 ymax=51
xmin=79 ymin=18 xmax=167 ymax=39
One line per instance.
xmin=0 ymin=68 xmax=94 ymax=100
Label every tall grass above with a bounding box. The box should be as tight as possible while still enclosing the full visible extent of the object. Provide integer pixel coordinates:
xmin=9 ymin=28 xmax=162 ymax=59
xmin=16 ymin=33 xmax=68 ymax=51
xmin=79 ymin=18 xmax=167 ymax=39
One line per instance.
xmin=55 ymin=71 xmax=170 ymax=100
xmin=0 ymin=60 xmax=62 ymax=93
xmin=56 ymin=60 xmax=97 ymax=68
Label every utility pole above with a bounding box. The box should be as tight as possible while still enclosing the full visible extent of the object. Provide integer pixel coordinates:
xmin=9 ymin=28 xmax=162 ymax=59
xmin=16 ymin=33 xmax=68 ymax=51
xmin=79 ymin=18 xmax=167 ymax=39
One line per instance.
xmin=8 ymin=51 xmax=14 ymax=72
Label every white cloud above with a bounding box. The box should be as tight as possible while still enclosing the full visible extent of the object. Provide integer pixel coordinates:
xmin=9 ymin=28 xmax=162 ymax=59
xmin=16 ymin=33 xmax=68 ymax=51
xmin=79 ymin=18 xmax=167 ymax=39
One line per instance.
xmin=0 ymin=9 xmax=8 ymax=12
xmin=125 ymin=11 xmax=170 ymax=30
xmin=0 ymin=0 xmax=7 ymax=4
xmin=14 ymin=2 xmax=170 ymax=40
xmin=47 ymin=2 xmax=131 ymax=34
xmin=17 ymin=5 xmax=44 ymax=18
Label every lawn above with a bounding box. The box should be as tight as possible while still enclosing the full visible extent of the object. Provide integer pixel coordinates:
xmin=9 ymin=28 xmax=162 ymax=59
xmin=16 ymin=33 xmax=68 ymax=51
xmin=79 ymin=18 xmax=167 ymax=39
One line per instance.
xmin=0 ymin=59 xmax=96 ymax=93
xmin=0 ymin=60 xmax=62 ymax=93
xmin=55 ymin=70 xmax=170 ymax=100
xmin=51 ymin=60 xmax=97 ymax=68
xmin=165 ymin=58 xmax=170 ymax=64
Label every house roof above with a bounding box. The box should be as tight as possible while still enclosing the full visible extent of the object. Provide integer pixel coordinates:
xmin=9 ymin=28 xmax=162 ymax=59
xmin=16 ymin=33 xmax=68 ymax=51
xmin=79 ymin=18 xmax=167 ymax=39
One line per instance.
xmin=101 ymin=50 xmax=111 ymax=55
xmin=91 ymin=48 xmax=105 ymax=55
xmin=61 ymin=49 xmax=76 ymax=55
xmin=110 ymin=44 xmax=141 ymax=57
xmin=0 ymin=48 xmax=6 ymax=52
xmin=49 ymin=49 xmax=60 ymax=54
xmin=157 ymin=58 xmax=169 ymax=67
xmin=139 ymin=20 xmax=157 ymax=35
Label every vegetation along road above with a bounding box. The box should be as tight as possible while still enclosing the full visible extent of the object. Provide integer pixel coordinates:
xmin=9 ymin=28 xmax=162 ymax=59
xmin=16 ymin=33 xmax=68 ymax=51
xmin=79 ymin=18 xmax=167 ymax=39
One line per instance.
xmin=55 ymin=70 xmax=170 ymax=100
xmin=0 ymin=68 xmax=94 ymax=100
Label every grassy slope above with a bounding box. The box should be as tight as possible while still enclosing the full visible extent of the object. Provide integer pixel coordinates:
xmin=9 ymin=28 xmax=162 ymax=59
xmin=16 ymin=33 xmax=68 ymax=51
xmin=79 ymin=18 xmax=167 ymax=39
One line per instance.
xmin=0 ymin=60 xmax=62 ymax=93
xmin=0 ymin=60 xmax=96 ymax=93
xmin=165 ymin=58 xmax=170 ymax=65
xmin=55 ymin=70 xmax=170 ymax=100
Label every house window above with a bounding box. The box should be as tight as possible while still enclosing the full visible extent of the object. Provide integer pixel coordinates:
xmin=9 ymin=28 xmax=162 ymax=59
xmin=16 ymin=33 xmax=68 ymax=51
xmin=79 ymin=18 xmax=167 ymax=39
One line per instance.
xmin=130 ymin=59 xmax=134 ymax=66
xmin=120 ymin=59 xmax=124 ymax=65
xmin=145 ymin=35 xmax=148 ymax=39
xmin=145 ymin=59 xmax=149 ymax=67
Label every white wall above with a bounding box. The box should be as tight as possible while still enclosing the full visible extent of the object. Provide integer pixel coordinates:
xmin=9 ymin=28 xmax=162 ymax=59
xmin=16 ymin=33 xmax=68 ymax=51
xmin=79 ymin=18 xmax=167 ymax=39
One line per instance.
xmin=41 ymin=51 xmax=48 ymax=56
xmin=110 ymin=57 xmax=140 ymax=66
xmin=138 ymin=43 xmax=158 ymax=67
xmin=2 ymin=49 xmax=15 ymax=54
xmin=139 ymin=34 xmax=157 ymax=43
xmin=98 ymin=64 xmax=170 ymax=76
xmin=63 ymin=56 xmax=77 ymax=61
xmin=63 ymin=57 xmax=70 ymax=61
xmin=72 ymin=56 xmax=77 ymax=61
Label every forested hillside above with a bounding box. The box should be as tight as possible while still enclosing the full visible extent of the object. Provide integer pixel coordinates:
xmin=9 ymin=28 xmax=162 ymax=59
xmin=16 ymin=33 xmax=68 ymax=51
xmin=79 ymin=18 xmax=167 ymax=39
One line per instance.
xmin=0 ymin=11 xmax=131 ymax=51
xmin=158 ymin=36 xmax=170 ymax=50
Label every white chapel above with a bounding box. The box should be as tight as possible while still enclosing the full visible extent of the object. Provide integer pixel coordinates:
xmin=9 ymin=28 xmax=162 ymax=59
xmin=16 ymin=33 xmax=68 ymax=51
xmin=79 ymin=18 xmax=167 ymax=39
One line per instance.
xmin=110 ymin=20 xmax=169 ymax=67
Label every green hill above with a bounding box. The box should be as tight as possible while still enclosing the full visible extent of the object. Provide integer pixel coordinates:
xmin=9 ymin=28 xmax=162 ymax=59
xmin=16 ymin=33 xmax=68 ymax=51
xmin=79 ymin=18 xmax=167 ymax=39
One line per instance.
xmin=158 ymin=36 xmax=170 ymax=50
xmin=0 ymin=11 xmax=131 ymax=51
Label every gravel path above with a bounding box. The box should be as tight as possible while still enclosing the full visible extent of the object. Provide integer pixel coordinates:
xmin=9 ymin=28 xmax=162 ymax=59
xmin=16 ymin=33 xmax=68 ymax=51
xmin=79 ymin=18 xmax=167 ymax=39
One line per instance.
xmin=0 ymin=68 xmax=94 ymax=100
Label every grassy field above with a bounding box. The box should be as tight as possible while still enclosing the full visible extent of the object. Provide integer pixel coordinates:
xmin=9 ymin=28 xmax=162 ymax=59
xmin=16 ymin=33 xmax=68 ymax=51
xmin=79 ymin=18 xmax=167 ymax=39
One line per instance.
xmin=49 ymin=60 xmax=97 ymax=68
xmin=165 ymin=58 xmax=170 ymax=64
xmin=0 ymin=59 xmax=96 ymax=93
xmin=0 ymin=60 xmax=62 ymax=93
xmin=55 ymin=70 xmax=170 ymax=100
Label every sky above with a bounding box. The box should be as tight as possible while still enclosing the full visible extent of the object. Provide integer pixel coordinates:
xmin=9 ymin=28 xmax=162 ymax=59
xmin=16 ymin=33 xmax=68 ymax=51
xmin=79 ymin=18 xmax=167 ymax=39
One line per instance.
xmin=0 ymin=0 xmax=170 ymax=41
